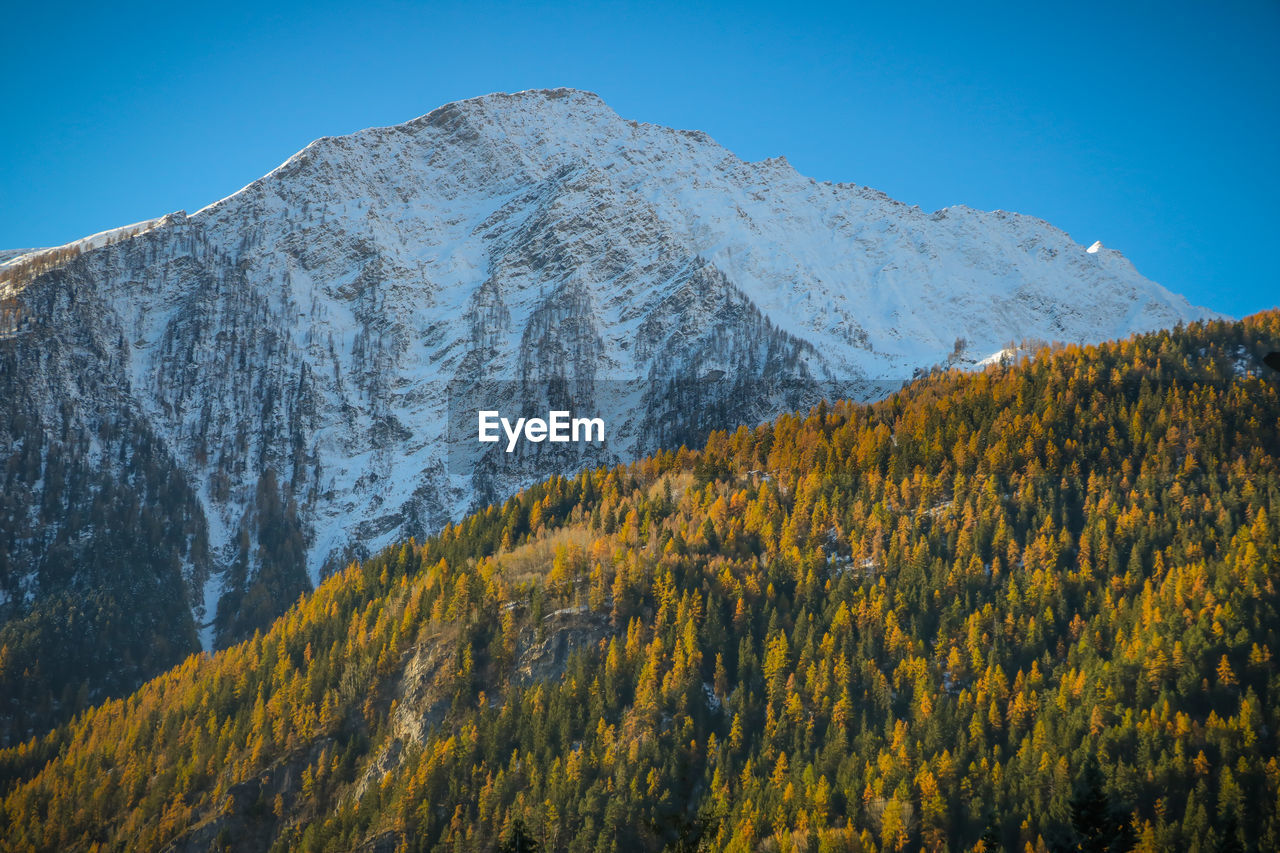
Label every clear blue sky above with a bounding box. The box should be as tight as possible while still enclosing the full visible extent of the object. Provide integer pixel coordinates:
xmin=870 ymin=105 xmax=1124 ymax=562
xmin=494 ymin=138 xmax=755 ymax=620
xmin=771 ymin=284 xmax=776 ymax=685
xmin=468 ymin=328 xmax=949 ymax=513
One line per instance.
xmin=2 ymin=0 xmax=1275 ymax=318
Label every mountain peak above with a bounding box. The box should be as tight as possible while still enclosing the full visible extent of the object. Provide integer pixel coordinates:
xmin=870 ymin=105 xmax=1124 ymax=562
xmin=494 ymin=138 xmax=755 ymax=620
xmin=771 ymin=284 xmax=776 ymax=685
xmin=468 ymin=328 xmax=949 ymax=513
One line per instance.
xmin=405 ymin=87 xmax=615 ymax=132
xmin=426 ymin=86 xmax=608 ymax=114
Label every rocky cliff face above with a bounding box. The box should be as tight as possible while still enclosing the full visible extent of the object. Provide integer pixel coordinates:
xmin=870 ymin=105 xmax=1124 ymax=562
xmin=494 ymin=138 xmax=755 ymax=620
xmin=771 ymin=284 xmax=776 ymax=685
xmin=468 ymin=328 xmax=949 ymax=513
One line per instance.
xmin=0 ymin=88 xmax=1218 ymax=740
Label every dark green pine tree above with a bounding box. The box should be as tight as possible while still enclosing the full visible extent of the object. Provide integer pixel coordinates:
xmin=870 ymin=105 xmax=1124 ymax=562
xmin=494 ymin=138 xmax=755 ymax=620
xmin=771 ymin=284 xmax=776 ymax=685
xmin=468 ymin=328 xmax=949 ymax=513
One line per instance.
xmin=498 ymin=819 xmax=541 ymax=853
xmin=1069 ymin=762 xmax=1133 ymax=853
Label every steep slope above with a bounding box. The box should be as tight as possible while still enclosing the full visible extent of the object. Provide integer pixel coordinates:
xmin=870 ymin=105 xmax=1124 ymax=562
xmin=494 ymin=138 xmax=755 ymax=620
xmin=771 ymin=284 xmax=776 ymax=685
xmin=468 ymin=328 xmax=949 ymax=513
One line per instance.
xmin=0 ymin=89 xmax=1219 ymax=742
xmin=1 ymin=314 xmax=1275 ymax=852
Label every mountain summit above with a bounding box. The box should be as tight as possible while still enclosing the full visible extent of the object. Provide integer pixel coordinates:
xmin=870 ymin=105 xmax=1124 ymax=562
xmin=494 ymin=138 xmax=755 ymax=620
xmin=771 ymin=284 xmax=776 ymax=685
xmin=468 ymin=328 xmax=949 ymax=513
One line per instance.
xmin=0 ymin=89 xmax=1218 ymax=738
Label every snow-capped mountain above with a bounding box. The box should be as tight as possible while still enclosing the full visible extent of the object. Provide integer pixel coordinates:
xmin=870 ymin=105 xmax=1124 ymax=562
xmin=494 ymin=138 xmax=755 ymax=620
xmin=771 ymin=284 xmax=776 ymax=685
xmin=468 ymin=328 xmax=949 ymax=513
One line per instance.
xmin=0 ymin=89 xmax=1218 ymax=733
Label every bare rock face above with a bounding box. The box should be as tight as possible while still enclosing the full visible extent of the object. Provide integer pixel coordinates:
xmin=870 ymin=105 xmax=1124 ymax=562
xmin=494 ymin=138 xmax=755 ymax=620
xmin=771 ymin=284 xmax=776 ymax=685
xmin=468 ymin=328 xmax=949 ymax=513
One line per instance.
xmin=0 ymin=89 xmax=1219 ymax=739
xmin=388 ymin=603 xmax=612 ymax=747
xmin=513 ymin=604 xmax=613 ymax=685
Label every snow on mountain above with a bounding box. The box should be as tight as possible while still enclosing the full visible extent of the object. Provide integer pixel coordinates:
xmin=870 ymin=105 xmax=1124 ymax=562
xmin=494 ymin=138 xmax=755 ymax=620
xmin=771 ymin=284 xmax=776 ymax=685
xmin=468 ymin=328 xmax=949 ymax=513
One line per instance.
xmin=0 ymin=88 xmax=1221 ymax=663
xmin=974 ymin=347 xmax=1015 ymax=368
xmin=0 ymin=218 xmax=168 ymax=275
xmin=0 ymin=249 xmax=40 ymax=265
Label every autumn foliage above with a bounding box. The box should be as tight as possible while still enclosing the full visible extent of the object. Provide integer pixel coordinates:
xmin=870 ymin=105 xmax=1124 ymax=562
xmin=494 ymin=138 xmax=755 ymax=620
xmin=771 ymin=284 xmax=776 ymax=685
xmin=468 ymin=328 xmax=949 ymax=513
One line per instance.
xmin=1 ymin=313 xmax=1278 ymax=852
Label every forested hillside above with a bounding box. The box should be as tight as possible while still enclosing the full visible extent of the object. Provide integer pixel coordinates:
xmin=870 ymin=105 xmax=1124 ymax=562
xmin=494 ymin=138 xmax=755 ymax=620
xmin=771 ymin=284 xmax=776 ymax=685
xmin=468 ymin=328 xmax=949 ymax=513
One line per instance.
xmin=1 ymin=313 xmax=1277 ymax=852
